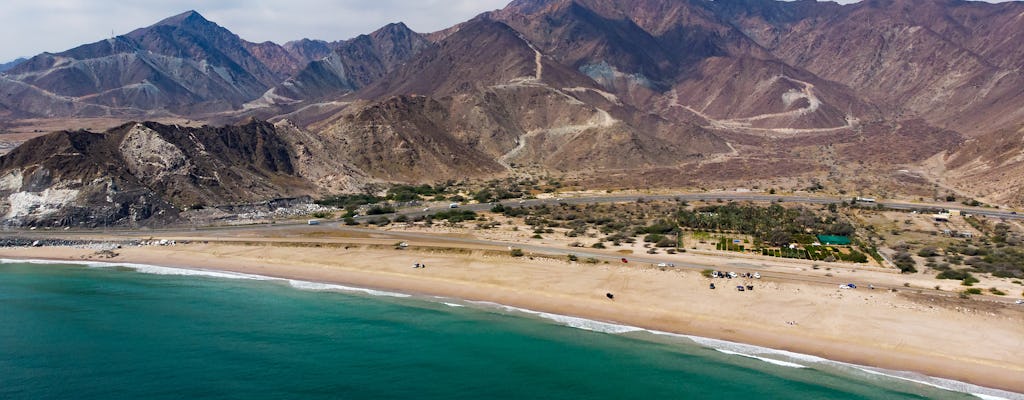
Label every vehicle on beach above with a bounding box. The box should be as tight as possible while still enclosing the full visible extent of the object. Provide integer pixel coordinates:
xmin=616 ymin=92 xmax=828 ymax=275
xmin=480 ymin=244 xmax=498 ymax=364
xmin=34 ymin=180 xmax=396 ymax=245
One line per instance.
xmin=753 ymin=272 xmax=761 ymax=279
xmin=728 ymin=272 xmax=738 ymax=278
xmin=736 ymin=285 xmax=745 ymax=291
xmin=839 ymin=283 xmax=857 ymax=289
xmin=710 ymin=283 xmax=716 ymax=289
xmin=1015 ymin=299 xmax=1023 ymax=304
xmin=621 ymin=258 xmax=628 ymax=263
xmin=711 ymin=271 xmax=720 ymax=278
xmin=657 ymin=262 xmax=668 ymax=267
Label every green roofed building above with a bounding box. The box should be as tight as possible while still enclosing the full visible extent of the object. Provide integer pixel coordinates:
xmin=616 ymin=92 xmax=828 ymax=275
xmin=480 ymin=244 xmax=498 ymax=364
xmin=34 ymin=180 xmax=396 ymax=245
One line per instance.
xmin=817 ymin=235 xmax=851 ymax=245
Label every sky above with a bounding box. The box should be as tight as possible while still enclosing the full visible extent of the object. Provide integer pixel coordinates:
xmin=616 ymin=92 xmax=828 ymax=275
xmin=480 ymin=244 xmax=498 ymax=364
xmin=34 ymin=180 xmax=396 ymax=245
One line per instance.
xmin=0 ymin=0 xmax=1014 ymax=62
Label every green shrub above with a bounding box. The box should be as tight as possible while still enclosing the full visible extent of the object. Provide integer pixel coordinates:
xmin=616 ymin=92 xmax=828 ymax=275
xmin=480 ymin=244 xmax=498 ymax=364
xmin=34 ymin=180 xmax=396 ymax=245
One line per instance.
xmin=644 ymin=233 xmax=666 ymax=243
xmin=429 ymin=210 xmax=478 ymax=223
xmin=917 ymin=247 xmax=940 ymax=257
xmin=655 ymin=237 xmax=677 ymax=248
xmin=964 ymin=288 xmax=982 ymax=295
xmin=989 ymin=288 xmax=1006 ymax=296
xmin=510 ymin=248 xmax=525 ymax=257
xmin=567 ymin=254 xmax=578 ymax=262
xmin=961 ymin=276 xmax=980 ymax=286
xmin=937 ymin=269 xmax=972 ymax=280
xmin=592 ymin=242 xmax=606 ymax=249
xmin=316 ymin=193 xmax=381 ymax=208
xmin=894 ymin=251 xmax=917 ymax=274
xmin=366 ymin=205 xmax=396 ymax=215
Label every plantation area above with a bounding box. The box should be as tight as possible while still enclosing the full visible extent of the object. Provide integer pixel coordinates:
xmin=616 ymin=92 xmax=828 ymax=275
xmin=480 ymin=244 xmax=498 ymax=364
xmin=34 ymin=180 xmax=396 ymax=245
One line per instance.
xmin=488 ymin=200 xmax=875 ymax=264
xmin=325 ymin=190 xmax=1023 ymax=297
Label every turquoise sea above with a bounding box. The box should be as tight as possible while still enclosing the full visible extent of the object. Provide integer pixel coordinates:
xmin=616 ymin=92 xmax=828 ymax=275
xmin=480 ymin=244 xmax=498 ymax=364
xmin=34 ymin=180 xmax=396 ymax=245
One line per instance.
xmin=0 ymin=260 xmax=1017 ymax=400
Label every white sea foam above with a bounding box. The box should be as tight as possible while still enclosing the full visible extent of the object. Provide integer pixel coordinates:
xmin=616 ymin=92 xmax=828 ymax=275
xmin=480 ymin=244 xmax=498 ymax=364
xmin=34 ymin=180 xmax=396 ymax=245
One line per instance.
xmin=851 ymin=367 xmax=1020 ymax=400
xmin=2 ymin=258 xmax=411 ymax=299
xmin=286 ymin=280 xmax=410 ymax=298
xmin=466 ymin=301 xmax=643 ymax=334
xmin=442 ymin=302 xmax=465 ymax=308
xmin=715 ymin=349 xmax=807 ymax=368
xmin=2 ymin=258 xmax=272 ymax=280
xmin=643 ymin=329 xmax=1022 ymax=399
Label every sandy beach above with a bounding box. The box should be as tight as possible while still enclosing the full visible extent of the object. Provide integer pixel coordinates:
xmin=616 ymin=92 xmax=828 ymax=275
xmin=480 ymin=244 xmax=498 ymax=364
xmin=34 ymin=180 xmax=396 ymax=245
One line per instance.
xmin=3 ymin=242 xmax=1023 ymax=394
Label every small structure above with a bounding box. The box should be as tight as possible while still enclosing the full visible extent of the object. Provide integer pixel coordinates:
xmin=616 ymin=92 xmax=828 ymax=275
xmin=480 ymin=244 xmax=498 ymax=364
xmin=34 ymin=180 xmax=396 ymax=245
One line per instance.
xmin=307 ymin=219 xmax=321 ymax=225
xmin=816 ymin=235 xmax=851 ymax=246
xmin=934 ymin=213 xmax=951 ymax=222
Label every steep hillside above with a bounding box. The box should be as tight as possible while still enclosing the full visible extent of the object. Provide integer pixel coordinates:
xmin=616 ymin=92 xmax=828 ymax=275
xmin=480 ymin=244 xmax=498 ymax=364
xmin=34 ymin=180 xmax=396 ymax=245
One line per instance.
xmin=304 ymin=18 xmax=728 ymax=178
xmin=488 ymin=0 xmax=872 ymax=133
xmin=273 ymin=23 xmax=432 ymax=101
xmin=945 ymin=124 xmax=1024 ymax=206
xmin=0 ymin=58 xmax=26 ymax=73
xmin=0 ymin=11 xmax=292 ymax=118
xmin=717 ymin=0 xmax=1024 ymax=136
xmin=0 ymin=120 xmax=313 ymax=227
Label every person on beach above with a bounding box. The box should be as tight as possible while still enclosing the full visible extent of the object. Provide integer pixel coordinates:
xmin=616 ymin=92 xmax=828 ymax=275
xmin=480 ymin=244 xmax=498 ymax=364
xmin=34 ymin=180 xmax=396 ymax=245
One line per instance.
xmin=606 ymin=292 xmax=614 ymax=300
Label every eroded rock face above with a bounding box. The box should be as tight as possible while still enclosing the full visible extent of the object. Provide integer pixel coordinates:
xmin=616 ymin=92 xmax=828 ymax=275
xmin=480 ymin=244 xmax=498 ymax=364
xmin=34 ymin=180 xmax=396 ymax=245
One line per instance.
xmin=0 ymin=120 xmax=315 ymax=227
xmin=5 ymin=187 xmax=80 ymax=220
xmin=119 ymin=124 xmax=193 ymax=183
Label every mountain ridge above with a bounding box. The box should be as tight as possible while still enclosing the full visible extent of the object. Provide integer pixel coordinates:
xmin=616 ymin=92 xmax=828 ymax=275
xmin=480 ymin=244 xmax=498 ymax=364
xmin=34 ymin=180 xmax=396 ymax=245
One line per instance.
xmin=3 ymin=0 xmax=1024 ymax=226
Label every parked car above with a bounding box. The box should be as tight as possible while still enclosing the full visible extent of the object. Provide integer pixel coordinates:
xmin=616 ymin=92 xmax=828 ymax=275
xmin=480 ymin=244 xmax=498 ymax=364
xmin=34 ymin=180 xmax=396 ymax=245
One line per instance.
xmin=753 ymin=272 xmax=761 ymax=279
xmin=736 ymin=285 xmax=745 ymax=292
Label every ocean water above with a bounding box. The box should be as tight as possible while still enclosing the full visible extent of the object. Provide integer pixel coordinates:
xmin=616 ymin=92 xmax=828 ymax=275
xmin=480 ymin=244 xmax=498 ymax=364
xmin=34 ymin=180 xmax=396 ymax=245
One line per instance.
xmin=0 ymin=260 xmax=1015 ymax=400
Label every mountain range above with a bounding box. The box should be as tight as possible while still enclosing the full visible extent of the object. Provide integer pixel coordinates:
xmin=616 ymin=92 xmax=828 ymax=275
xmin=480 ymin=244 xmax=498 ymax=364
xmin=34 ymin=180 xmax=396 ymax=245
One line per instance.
xmin=2 ymin=0 xmax=1023 ymax=226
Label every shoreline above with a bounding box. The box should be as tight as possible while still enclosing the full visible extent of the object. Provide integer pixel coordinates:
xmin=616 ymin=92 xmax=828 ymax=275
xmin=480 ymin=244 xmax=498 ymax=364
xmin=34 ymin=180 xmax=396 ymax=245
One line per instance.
xmin=2 ymin=244 xmax=1023 ymax=397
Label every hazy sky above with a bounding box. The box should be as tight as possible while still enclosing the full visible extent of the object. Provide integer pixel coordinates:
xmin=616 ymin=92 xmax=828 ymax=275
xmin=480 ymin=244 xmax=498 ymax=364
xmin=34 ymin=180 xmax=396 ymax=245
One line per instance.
xmin=0 ymin=0 xmax=1014 ymax=62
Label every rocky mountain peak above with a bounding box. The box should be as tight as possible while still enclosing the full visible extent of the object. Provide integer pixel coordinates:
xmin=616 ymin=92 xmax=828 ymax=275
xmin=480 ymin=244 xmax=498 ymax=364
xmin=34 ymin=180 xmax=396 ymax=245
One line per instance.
xmin=151 ymin=10 xmax=213 ymax=29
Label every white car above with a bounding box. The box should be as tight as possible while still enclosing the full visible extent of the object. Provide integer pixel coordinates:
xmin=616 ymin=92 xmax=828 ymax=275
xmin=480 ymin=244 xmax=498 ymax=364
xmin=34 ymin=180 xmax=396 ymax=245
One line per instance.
xmin=1016 ymin=300 xmax=1024 ymax=305
xmin=657 ymin=262 xmax=668 ymax=267
xmin=753 ymin=272 xmax=761 ymax=279
xmin=728 ymin=272 xmax=738 ymax=278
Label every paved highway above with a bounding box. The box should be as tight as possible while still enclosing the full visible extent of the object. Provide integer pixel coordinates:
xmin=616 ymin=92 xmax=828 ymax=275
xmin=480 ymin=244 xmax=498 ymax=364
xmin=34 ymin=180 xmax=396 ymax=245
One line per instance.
xmin=355 ymin=192 xmax=1023 ymax=223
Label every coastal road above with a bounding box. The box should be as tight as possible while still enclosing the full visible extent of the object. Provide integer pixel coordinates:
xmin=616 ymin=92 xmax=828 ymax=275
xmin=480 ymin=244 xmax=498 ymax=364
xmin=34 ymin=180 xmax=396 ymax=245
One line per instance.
xmin=355 ymin=192 xmax=1023 ymax=223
